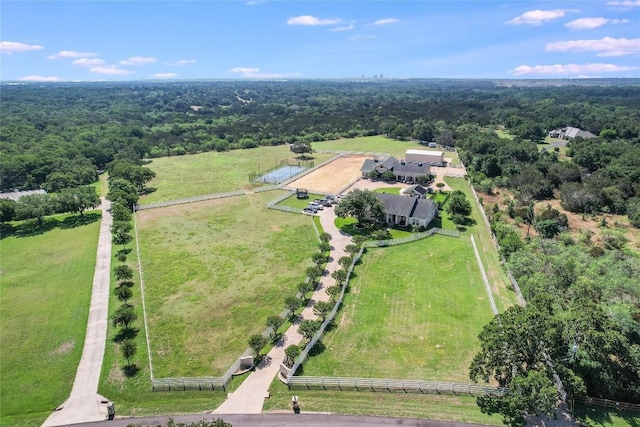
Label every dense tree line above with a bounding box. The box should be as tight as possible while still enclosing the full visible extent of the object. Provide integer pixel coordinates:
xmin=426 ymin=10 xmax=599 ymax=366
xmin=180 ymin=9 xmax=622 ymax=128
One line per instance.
xmin=2 ymin=80 xmax=639 ymax=192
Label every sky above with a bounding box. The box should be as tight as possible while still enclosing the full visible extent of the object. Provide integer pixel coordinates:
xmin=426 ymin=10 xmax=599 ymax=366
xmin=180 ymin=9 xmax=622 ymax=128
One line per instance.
xmin=1 ymin=1 xmax=639 ymax=81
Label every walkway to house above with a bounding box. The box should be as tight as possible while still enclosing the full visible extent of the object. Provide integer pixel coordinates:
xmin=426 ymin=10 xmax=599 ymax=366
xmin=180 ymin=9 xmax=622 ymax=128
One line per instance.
xmin=213 ymin=206 xmax=352 ymax=414
xmin=43 ymin=198 xmax=113 ymax=426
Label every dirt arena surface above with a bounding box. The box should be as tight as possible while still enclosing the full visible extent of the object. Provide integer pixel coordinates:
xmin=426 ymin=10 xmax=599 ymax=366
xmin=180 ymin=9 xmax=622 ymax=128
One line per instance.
xmin=284 ymin=155 xmax=369 ymax=194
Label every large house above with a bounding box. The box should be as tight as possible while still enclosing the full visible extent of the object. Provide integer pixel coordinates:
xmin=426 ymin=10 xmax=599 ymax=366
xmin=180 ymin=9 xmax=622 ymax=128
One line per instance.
xmin=360 ymin=156 xmax=431 ymax=182
xmin=548 ymin=127 xmax=596 ymax=140
xmin=375 ymin=193 xmax=438 ymax=228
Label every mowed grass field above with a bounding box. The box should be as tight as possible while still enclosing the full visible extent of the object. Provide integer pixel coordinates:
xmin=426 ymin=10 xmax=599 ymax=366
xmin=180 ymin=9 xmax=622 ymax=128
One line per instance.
xmin=444 ymin=177 xmax=518 ymax=311
xmin=264 ymin=379 xmax=503 ymax=425
xmin=136 ymin=191 xmax=318 ymax=376
xmin=314 ymin=136 xmax=460 ymax=164
xmin=141 ymin=146 xmax=334 ymax=204
xmin=0 ymin=215 xmax=100 ymax=426
xmin=301 ymin=235 xmax=494 ymax=382
xmin=99 ymin=232 xmax=227 ymax=416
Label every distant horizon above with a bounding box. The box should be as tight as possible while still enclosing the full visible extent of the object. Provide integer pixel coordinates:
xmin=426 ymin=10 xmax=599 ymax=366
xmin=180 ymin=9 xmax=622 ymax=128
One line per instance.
xmin=2 ymin=1 xmax=639 ymax=82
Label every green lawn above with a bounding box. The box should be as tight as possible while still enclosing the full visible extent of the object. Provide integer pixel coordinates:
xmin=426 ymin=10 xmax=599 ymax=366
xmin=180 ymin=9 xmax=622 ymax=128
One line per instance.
xmin=0 ymin=214 xmax=101 ymax=426
xmin=301 ymin=235 xmax=495 ymax=382
xmin=136 ymin=191 xmax=318 ymax=377
xmin=495 ymin=129 xmax=515 ymax=140
xmin=276 ymin=193 xmax=326 ymax=209
xmin=141 ymin=146 xmax=334 ymax=204
xmin=444 ymin=177 xmax=517 ymax=311
xmin=373 ymin=187 xmax=402 ymax=195
xmin=264 ymin=378 xmax=503 ymax=425
xmin=574 ymin=403 xmax=640 ymax=427
xmin=315 ymin=136 xmax=460 ymax=164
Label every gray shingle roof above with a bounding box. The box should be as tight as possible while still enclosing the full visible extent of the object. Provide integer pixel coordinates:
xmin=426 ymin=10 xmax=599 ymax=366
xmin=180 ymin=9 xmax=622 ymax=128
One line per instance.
xmin=375 ymin=193 xmax=437 ymax=221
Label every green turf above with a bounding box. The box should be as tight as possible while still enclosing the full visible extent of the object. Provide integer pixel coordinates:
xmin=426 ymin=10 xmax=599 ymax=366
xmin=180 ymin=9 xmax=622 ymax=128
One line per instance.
xmin=141 ymin=146 xmax=334 ymax=204
xmin=136 ymin=191 xmax=318 ymax=377
xmin=301 ymin=235 xmax=495 ymax=382
xmin=0 ymin=214 xmax=101 ymax=426
xmin=276 ymin=193 xmax=327 ymax=209
xmin=314 ymin=136 xmax=460 ymax=164
xmin=373 ymin=187 xmax=402 ymax=195
xmin=573 ymin=402 xmax=640 ymax=427
xmin=264 ymin=378 xmax=503 ymax=425
xmin=443 ymin=177 xmax=517 ymax=311
xmin=495 ymin=129 xmax=515 ymax=140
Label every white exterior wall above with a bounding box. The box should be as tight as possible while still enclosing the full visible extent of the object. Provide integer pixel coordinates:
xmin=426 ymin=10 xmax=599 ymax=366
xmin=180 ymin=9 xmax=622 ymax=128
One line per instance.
xmin=405 ymin=150 xmax=444 ymax=165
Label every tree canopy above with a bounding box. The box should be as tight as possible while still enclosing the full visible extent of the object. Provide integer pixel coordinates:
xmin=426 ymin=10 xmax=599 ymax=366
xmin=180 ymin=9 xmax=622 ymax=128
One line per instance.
xmin=335 ymin=189 xmax=385 ymax=224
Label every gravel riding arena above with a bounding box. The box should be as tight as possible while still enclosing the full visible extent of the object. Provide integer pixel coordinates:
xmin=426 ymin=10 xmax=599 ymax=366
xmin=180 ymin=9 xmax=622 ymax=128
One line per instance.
xmin=283 ymin=155 xmax=369 ymax=194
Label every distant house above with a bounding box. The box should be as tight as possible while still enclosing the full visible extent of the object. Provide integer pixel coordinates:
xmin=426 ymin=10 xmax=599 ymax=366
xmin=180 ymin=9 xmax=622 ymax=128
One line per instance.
xmin=360 ymin=156 xmax=431 ymax=183
xmin=375 ymin=193 xmax=438 ymax=228
xmin=548 ymin=127 xmax=596 ymax=140
xmin=400 ymin=184 xmax=430 ymax=198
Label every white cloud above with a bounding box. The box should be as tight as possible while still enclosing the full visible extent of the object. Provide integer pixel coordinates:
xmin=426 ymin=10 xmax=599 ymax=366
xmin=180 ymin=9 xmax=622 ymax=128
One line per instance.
xmin=47 ymin=50 xmax=96 ymax=59
xmin=510 ymin=63 xmax=638 ymax=75
xmin=150 ymin=73 xmax=177 ymax=79
xmin=350 ymin=34 xmax=377 ymax=41
xmin=565 ymin=17 xmax=628 ymax=30
xmin=331 ymin=24 xmax=355 ymax=32
xmin=606 ymin=0 xmax=640 ymax=7
xmin=119 ymin=56 xmax=157 ymax=66
xmin=287 ymin=15 xmax=342 ymax=26
xmin=90 ymin=66 xmax=132 ymax=75
xmin=72 ymin=58 xmax=105 ymax=67
xmin=371 ymin=18 xmax=398 ymax=26
xmin=546 ymin=37 xmax=639 ymax=56
xmin=1 ymin=41 xmax=44 ymax=54
xmin=18 ymin=75 xmax=60 ymax=82
xmin=228 ymin=67 xmax=300 ymax=78
xmin=506 ymin=9 xmax=574 ymax=25
xmin=164 ymin=59 xmax=196 ymax=66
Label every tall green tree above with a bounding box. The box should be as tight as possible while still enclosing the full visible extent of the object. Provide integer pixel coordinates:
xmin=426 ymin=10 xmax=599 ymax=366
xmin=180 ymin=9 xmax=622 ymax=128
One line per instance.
xmin=445 ymin=190 xmax=472 ymax=217
xmin=15 ymin=193 xmax=54 ymax=226
xmin=112 ymin=304 xmax=137 ymax=329
xmin=335 ymin=189 xmax=385 ymax=225
xmin=57 ymin=186 xmax=100 ymax=217
xmin=120 ymin=339 xmax=137 ymax=366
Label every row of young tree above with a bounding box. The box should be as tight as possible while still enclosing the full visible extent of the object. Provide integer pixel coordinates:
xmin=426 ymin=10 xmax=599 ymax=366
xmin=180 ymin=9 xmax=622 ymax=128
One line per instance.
xmin=3 ymin=80 xmax=639 ymax=192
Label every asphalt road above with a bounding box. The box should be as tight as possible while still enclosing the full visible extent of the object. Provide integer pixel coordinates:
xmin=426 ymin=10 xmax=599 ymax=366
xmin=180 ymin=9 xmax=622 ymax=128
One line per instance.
xmin=72 ymin=413 xmax=491 ymax=427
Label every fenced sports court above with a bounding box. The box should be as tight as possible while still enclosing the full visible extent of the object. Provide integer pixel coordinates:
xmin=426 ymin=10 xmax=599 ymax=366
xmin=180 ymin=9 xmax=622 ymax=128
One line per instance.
xmin=248 ymin=159 xmax=315 ymax=184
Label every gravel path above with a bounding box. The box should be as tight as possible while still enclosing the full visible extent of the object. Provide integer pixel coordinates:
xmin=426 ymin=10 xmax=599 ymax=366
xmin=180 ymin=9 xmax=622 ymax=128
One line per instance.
xmin=43 ymin=198 xmax=113 ymax=426
xmin=213 ymin=205 xmax=352 ymax=414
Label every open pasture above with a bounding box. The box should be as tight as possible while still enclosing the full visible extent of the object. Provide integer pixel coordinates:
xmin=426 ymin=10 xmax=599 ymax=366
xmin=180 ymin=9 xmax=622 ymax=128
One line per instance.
xmin=301 ymin=235 xmax=495 ymax=382
xmin=136 ymin=191 xmax=318 ymax=377
xmin=141 ymin=146 xmax=334 ymax=204
xmin=0 ymin=216 xmax=100 ymax=426
xmin=314 ymin=136 xmax=460 ymax=164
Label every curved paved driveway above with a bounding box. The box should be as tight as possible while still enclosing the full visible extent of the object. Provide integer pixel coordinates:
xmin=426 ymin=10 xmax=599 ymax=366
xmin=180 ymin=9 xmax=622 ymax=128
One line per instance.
xmin=43 ymin=198 xmax=113 ymax=426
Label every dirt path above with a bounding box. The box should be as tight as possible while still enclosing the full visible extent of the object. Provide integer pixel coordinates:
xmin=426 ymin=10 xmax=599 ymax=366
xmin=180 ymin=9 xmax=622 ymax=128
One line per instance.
xmin=43 ymin=198 xmax=113 ymax=426
xmin=213 ymin=206 xmax=352 ymax=414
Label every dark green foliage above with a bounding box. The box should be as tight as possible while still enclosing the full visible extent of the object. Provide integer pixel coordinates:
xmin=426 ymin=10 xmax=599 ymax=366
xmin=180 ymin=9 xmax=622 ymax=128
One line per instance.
xmin=298 ymin=319 xmax=321 ymax=341
xmin=297 ymin=281 xmax=314 ymax=295
xmin=56 ymin=186 xmax=101 ymax=217
xmin=319 ymin=232 xmax=332 ymax=242
xmin=312 ymin=301 xmax=333 ymax=319
xmin=14 ymin=193 xmax=54 ymax=226
xmin=266 ymin=315 xmax=283 ymax=332
xmin=107 ymin=160 xmax=156 ymax=192
xmin=318 ymin=241 xmax=331 ymax=253
xmin=112 ymin=304 xmax=137 ymax=329
xmin=326 ymin=285 xmax=341 ymax=302
xmin=335 ymin=189 xmax=385 ymax=224
xmin=306 ymin=265 xmax=324 ymax=282
xmin=114 ymin=264 xmax=133 ymax=282
xmin=338 ymin=255 xmax=353 ymax=270
xmin=107 ymin=178 xmax=139 ymax=210
xmin=331 ymin=269 xmax=347 ymax=285
xmin=121 ymin=339 xmax=137 ymax=366
xmin=0 ymin=199 xmax=17 ymax=223
xmin=284 ymin=296 xmax=301 ymax=314
xmin=248 ymin=334 xmax=266 ymax=355
xmin=111 ymin=202 xmax=132 ymax=222
xmin=284 ymin=345 xmax=301 ymax=368
xmin=445 ymin=190 xmax=472 ymax=217
xmin=114 ymin=286 xmax=133 ymax=303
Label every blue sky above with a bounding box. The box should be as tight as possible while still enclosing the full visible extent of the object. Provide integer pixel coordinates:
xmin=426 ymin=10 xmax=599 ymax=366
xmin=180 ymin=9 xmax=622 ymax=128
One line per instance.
xmin=1 ymin=1 xmax=639 ymax=81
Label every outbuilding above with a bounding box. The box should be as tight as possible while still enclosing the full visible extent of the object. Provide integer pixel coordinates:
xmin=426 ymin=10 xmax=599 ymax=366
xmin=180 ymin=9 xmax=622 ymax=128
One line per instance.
xmin=405 ymin=149 xmax=445 ymax=166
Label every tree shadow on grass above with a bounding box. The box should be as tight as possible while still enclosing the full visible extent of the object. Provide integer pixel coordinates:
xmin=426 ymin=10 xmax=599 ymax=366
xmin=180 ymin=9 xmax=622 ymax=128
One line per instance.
xmin=123 ymin=364 xmax=140 ymax=378
xmin=113 ymin=327 xmax=138 ymax=343
xmin=2 ymin=212 xmax=101 ymax=239
xmin=59 ymin=212 xmax=101 ymax=229
xmin=308 ymin=340 xmax=326 ymax=358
